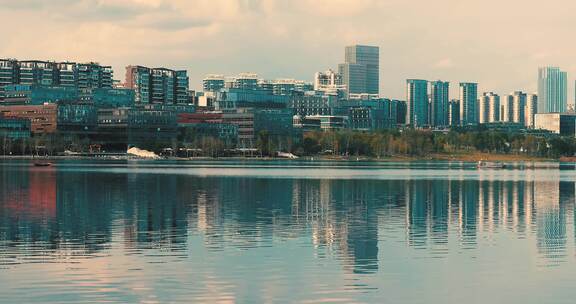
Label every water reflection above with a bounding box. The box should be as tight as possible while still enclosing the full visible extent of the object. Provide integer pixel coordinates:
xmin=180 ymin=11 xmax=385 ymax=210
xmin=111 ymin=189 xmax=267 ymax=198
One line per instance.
xmin=0 ymin=162 xmax=575 ymax=301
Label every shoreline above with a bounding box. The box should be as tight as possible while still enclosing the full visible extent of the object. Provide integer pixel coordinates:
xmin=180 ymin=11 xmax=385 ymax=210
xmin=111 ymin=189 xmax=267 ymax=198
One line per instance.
xmin=0 ymin=153 xmax=567 ymax=163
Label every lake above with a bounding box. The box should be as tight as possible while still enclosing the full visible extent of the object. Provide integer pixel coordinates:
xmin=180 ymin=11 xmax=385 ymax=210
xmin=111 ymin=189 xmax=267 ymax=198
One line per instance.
xmin=0 ymin=160 xmax=575 ymax=303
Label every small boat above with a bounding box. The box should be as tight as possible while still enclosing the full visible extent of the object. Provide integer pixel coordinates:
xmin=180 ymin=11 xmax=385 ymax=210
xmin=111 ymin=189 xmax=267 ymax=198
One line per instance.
xmin=33 ymin=162 xmax=53 ymax=167
xmin=477 ymin=161 xmax=506 ymax=169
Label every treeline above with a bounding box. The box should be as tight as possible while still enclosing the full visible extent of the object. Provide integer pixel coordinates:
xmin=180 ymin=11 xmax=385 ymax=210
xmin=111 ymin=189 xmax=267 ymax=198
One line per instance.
xmin=298 ymin=129 xmax=576 ymax=158
xmin=1 ymin=128 xmax=575 ymax=159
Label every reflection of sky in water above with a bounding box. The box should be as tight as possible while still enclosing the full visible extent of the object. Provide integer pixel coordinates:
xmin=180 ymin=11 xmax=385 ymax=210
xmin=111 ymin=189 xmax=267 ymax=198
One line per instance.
xmin=0 ymin=160 xmax=575 ymax=303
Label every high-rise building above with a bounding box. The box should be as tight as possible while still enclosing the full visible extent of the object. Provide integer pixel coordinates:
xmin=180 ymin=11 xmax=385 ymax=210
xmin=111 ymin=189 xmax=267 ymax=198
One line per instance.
xmin=0 ymin=59 xmax=18 ymax=88
xmin=125 ymin=65 xmax=189 ymax=104
xmin=396 ymin=100 xmax=407 ymax=125
xmin=338 ymin=45 xmax=379 ymax=95
xmin=538 ymin=67 xmax=567 ymax=113
xmin=459 ymin=82 xmax=478 ymax=126
xmin=501 ymin=95 xmax=513 ymax=122
xmin=503 ymin=92 xmax=527 ymax=124
xmin=430 ymin=81 xmax=449 ymax=127
xmin=406 ymin=79 xmax=428 ymax=127
xmin=230 ymin=73 xmax=259 ymax=90
xmin=57 ymin=62 xmax=77 ymax=87
xmin=18 ymin=60 xmax=58 ymax=86
xmin=0 ymin=58 xmax=113 ymax=90
xmin=76 ymin=62 xmax=113 ymax=90
xmin=266 ymin=79 xmax=313 ymax=96
xmin=314 ymin=69 xmax=345 ymax=96
xmin=510 ymin=91 xmax=526 ymax=125
xmin=203 ymin=75 xmax=225 ymax=92
xmin=525 ymin=94 xmax=538 ymax=128
xmin=479 ymin=92 xmax=500 ymax=124
xmin=314 ymin=69 xmax=342 ymax=90
xmin=449 ymin=99 xmax=460 ymax=126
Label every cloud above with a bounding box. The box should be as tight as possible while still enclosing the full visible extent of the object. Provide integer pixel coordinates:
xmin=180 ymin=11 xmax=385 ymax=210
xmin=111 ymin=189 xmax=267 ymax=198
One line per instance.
xmin=0 ymin=0 xmax=576 ymax=101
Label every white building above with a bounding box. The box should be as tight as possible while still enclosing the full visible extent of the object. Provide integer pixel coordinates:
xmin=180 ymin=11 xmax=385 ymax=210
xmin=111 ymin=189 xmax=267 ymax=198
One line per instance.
xmin=525 ymin=94 xmax=538 ymax=128
xmin=480 ymin=92 xmax=500 ymax=124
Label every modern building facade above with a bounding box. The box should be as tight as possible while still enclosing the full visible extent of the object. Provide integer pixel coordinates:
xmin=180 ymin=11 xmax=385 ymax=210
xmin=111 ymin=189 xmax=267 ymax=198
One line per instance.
xmin=1 ymin=84 xmax=79 ymax=105
xmin=289 ymin=93 xmax=334 ymax=117
xmin=229 ymin=73 xmax=259 ymax=90
xmin=314 ymin=69 xmax=343 ymax=91
xmin=430 ymin=81 xmax=449 ymax=127
xmin=305 ymin=115 xmax=347 ymax=131
xmin=459 ymin=83 xmax=478 ymax=126
xmin=338 ymin=45 xmax=379 ymax=95
xmin=449 ymin=99 xmax=461 ymax=126
xmin=125 ymin=66 xmax=189 ymax=105
xmin=0 ymin=59 xmax=113 ymax=90
xmin=538 ymin=67 xmax=567 ymax=113
xmin=510 ymin=91 xmax=527 ymax=125
xmin=406 ymin=79 xmax=429 ymax=127
xmin=535 ymin=113 xmax=576 ymax=136
xmin=203 ymin=75 xmax=225 ymax=92
xmin=0 ymin=116 xmax=30 ymax=139
xmin=525 ymin=94 xmax=538 ymax=128
xmin=0 ymin=103 xmax=58 ymax=134
xmin=479 ymin=92 xmax=500 ymax=124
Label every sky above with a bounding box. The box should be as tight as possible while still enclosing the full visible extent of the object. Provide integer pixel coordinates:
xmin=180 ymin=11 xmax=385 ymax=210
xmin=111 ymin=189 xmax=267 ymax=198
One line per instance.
xmin=1 ymin=0 xmax=576 ymax=102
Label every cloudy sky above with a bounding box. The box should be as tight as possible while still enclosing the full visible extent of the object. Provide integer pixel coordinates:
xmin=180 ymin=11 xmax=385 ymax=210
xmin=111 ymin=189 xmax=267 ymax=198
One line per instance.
xmin=1 ymin=0 xmax=575 ymax=101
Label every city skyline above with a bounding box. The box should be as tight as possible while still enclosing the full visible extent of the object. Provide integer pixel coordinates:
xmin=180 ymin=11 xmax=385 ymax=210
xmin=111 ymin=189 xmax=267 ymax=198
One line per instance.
xmin=2 ymin=0 xmax=576 ymax=103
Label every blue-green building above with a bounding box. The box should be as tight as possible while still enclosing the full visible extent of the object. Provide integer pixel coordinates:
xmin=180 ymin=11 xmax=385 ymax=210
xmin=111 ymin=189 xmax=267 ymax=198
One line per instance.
xmin=2 ymin=84 xmax=79 ymax=105
xmin=460 ymin=82 xmax=478 ymax=126
xmin=0 ymin=116 xmax=30 ymax=139
xmin=406 ymin=79 xmax=429 ymax=127
xmin=430 ymin=81 xmax=449 ymax=127
xmin=128 ymin=107 xmax=178 ymax=145
xmin=216 ymin=88 xmax=289 ymax=110
xmin=92 ymin=88 xmax=135 ymax=108
xmin=57 ymin=102 xmax=98 ymax=133
xmin=126 ymin=66 xmax=189 ymax=105
xmin=254 ymin=109 xmax=294 ymax=137
xmin=0 ymin=59 xmax=113 ymax=89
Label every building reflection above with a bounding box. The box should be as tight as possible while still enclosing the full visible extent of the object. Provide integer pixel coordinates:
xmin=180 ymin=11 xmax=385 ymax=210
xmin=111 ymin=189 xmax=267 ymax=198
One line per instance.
xmin=0 ymin=165 xmax=574 ymax=270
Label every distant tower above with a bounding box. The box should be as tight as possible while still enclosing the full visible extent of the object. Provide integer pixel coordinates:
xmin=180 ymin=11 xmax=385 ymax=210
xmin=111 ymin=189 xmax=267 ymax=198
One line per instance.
xmin=430 ymin=81 xmax=449 ymax=127
xmin=338 ymin=45 xmax=379 ymax=95
xmin=479 ymin=92 xmax=500 ymax=124
xmin=538 ymin=67 xmax=567 ymax=113
xmin=511 ymin=91 xmax=526 ymax=125
xmin=459 ymin=82 xmax=478 ymax=126
xmin=406 ymin=79 xmax=429 ymax=127
xmin=449 ymin=99 xmax=461 ymax=126
xmin=525 ymin=94 xmax=538 ymax=128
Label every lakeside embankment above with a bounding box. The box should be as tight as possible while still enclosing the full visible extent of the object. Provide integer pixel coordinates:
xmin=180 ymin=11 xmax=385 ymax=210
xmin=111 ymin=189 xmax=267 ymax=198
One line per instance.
xmin=0 ymin=152 xmax=567 ymax=163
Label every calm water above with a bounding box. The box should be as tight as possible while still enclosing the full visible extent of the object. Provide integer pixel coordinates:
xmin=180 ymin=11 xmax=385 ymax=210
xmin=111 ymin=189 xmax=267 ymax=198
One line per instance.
xmin=0 ymin=160 xmax=576 ymax=303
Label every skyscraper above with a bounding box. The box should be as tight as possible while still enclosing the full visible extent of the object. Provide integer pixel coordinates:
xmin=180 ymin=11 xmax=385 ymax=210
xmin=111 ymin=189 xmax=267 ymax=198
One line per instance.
xmin=203 ymin=75 xmax=225 ymax=92
xmin=502 ymin=95 xmax=513 ymax=122
xmin=430 ymin=81 xmax=449 ymax=127
xmin=525 ymin=94 xmax=538 ymax=128
xmin=406 ymin=79 xmax=428 ymax=127
xmin=479 ymin=92 xmax=500 ymax=124
xmin=449 ymin=99 xmax=461 ymax=126
xmin=510 ymin=91 xmax=526 ymax=125
xmin=538 ymin=67 xmax=567 ymax=113
xmin=338 ymin=45 xmax=379 ymax=95
xmin=459 ymin=83 xmax=478 ymax=126
xmin=126 ymin=65 xmax=189 ymax=104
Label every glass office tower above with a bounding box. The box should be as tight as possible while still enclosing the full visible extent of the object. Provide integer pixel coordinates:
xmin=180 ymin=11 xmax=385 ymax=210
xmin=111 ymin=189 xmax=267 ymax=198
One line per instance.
xmin=538 ymin=67 xmax=567 ymax=113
